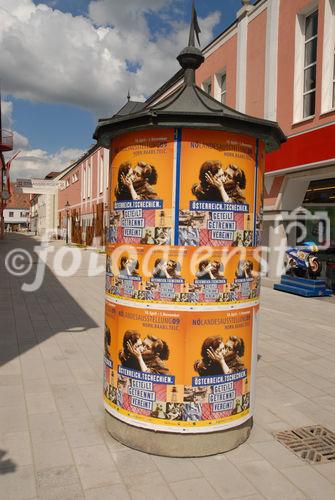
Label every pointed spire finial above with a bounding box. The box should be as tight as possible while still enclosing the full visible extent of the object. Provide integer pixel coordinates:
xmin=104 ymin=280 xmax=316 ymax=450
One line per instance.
xmin=177 ymin=1 xmax=204 ymax=85
xmin=127 ymin=90 xmax=131 ymax=102
xmin=188 ymin=0 xmax=201 ymax=47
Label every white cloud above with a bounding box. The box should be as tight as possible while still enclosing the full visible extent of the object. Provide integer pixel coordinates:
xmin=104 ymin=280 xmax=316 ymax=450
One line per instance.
xmin=1 ymin=99 xmax=29 ymax=151
xmin=0 ymin=1 xmax=220 ymax=181
xmin=88 ymin=0 xmax=178 ymax=34
xmin=10 ymin=146 xmax=85 ymax=180
xmin=1 ymin=99 xmax=14 ymax=129
xmin=0 ymin=0 xmax=220 ymax=117
xmin=13 ymin=131 xmax=29 ymax=150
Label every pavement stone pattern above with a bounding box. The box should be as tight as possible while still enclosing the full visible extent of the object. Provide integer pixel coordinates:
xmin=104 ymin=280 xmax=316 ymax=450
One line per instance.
xmin=1 ymin=233 xmax=335 ymax=500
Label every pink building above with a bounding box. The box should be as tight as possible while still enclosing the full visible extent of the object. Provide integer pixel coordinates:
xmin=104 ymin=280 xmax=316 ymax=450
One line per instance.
xmin=58 ymin=145 xmax=110 ymax=247
xmin=60 ymin=0 xmax=335 ymax=278
xmin=153 ymin=0 xmax=335 ymax=278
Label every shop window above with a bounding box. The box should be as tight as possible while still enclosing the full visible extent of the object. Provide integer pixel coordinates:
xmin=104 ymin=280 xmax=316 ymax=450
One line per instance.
xmin=303 ymin=11 xmax=318 ymax=118
xmin=304 ymin=177 xmax=335 ymax=203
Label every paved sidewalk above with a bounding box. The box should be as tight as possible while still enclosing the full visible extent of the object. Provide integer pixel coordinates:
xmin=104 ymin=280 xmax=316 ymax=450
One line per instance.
xmin=1 ymin=233 xmax=335 ymax=500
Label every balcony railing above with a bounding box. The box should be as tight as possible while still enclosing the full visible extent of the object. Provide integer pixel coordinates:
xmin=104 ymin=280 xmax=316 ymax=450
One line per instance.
xmin=0 ymin=129 xmax=14 ymax=152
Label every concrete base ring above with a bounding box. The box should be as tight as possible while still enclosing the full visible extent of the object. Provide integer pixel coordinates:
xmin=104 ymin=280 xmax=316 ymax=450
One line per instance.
xmin=105 ymin=411 xmax=253 ymax=457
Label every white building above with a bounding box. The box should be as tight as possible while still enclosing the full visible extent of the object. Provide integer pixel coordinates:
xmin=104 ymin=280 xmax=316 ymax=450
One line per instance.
xmin=4 ymin=207 xmax=30 ymax=230
xmin=17 ymin=172 xmax=64 ymax=239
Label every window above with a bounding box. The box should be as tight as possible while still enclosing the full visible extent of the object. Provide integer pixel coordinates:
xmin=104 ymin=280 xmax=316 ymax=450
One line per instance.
xmin=303 ymin=10 xmax=318 ymax=118
xmin=321 ymin=0 xmax=335 ymax=113
xmin=294 ymin=4 xmax=320 ymax=122
xmin=72 ymin=173 xmax=78 ymax=183
xmin=220 ymin=73 xmax=227 ymax=104
xmin=104 ymin=149 xmax=110 ymax=189
xmin=83 ymin=167 xmax=87 ymax=199
xmin=202 ymin=80 xmax=212 ymax=95
xmin=99 ymin=155 xmax=104 ymax=193
xmin=9 ymin=212 xmax=14 ymax=217
xmin=214 ymin=71 xmax=227 ymax=104
xmin=87 ymin=164 xmax=91 ymax=198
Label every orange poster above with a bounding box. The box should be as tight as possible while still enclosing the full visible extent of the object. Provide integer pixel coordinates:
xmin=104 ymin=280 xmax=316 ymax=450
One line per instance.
xmin=104 ymin=303 xmax=256 ymax=432
xmin=178 ymin=129 xmax=257 ymax=247
xmin=104 ymin=128 xmax=264 ymax=432
xmin=108 ymin=129 xmax=175 ymax=245
xmin=106 ymin=244 xmax=260 ymax=305
xmin=255 ymin=140 xmax=265 ymax=246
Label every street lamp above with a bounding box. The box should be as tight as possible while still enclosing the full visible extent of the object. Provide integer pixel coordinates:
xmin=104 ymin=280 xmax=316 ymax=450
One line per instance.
xmin=0 ymin=189 xmax=10 ymax=201
xmin=65 ymin=201 xmax=70 ymax=244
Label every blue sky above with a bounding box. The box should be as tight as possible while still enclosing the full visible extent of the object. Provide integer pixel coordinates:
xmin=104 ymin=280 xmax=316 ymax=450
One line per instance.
xmin=1 ymin=0 xmax=252 ymax=178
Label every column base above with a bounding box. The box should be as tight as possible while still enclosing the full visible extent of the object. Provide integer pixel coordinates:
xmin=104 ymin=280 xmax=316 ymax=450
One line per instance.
xmin=105 ymin=411 xmax=253 ymax=457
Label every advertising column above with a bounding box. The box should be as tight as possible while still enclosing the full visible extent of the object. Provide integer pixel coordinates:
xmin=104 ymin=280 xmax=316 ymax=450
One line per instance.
xmin=104 ymin=127 xmax=264 ymax=435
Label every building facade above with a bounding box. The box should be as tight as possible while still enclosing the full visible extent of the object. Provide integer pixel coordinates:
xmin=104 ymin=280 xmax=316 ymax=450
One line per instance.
xmin=15 ymin=173 xmax=62 ymax=239
xmin=192 ymin=0 xmax=335 ymax=277
xmin=28 ymin=172 xmax=61 ymax=238
xmin=0 ymin=116 xmax=13 ymax=238
xmin=58 ymin=145 xmax=110 ymax=247
xmin=3 ymin=183 xmax=30 ymax=231
xmin=51 ymin=0 xmax=334 ymax=276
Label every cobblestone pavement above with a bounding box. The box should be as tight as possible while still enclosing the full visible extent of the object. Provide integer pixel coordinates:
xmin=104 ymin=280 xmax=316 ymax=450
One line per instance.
xmin=1 ymin=233 xmax=335 ymax=500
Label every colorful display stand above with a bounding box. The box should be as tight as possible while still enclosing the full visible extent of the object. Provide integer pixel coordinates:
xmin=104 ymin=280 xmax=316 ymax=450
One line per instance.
xmin=274 ymin=275 xmax=333 ymax=297
xmin=94 ymin=19 xmax=285 ymax=456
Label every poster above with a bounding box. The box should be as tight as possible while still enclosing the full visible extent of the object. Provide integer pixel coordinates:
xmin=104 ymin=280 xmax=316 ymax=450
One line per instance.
xmin=138 ymin=245 xmax=188 ymax=302
xmin=104 ymin=129 xmax=265 ymax=434
xmin=106 ymin=243 xmax=145 ymax=299
xmin=103 ymin=303 xmax=256 ymax=432
xmin=107 ymin=129 xmax=175 ymax=245
xmin=184 ymin=307 xmax=253 ymax=426
xmin=106 ymin=244 xmax=260 ymax=305
xmin=178 ymin=129 xmax=257 ymax=247
xmin=188 ymin=246 xmax=261 ymax=303
xmin=255 ymin=140 xmax=265 ymax=246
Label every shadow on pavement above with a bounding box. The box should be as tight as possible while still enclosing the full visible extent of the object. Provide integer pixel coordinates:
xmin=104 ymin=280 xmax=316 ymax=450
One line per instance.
xmin=0 ymin=450 xmax=16 ymax=474
xmin=0 ymin=233 xmax=99 ymax=368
